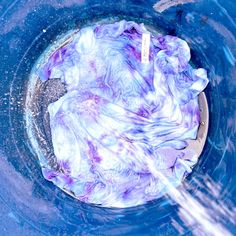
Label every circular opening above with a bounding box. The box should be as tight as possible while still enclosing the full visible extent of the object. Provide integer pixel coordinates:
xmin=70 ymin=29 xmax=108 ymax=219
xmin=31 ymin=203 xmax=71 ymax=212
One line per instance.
xmin=24 ymin=19 xmax=209 ymax=208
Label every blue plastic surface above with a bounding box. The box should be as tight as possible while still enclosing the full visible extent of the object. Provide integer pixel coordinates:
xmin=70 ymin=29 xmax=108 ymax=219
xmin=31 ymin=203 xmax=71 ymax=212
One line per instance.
xmin=0 ymin=0 xmax=235 ymax=235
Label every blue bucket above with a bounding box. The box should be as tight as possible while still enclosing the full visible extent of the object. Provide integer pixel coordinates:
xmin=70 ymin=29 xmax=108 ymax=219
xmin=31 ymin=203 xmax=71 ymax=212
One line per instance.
xmin=0 ymin=0 xmax=235 ymax=235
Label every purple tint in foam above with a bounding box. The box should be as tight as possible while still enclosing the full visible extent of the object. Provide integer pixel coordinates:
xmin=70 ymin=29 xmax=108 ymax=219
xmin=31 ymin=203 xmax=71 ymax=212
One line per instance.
xmin=38 ymin=20 xmax=209 ymax=208
xmin=87 ymin=140 xmax=102 ymax=163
